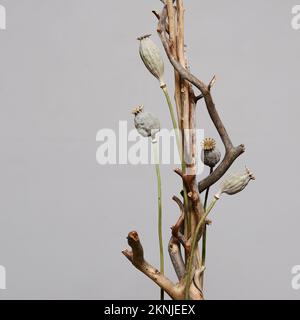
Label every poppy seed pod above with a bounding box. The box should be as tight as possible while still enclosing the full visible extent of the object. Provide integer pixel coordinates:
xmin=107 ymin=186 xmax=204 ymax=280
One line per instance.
xmin=138 ymin=34 xmax=165 ymax=87
xmin=215 ymin=167 xmax=255 ymax=199
xmin=201 ymin=138 xmax=221 ymax=168
xmin=132 ymin=106 xmax=160 ymax=140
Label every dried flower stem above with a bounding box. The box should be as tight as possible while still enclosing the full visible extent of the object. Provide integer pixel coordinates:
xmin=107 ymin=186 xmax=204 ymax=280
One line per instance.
xmin=152 ymin=140 xmax=164 ymax=300
xmin=201 ymin=167 xmax=214 ymax=288
xmin=161 ymin=85 xmax=181 ymax=155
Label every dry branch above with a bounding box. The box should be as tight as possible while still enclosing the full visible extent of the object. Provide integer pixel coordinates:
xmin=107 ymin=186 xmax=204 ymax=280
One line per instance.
xmin=122 ymin=231 xmax=181 ymax=300
xmin=168 ymin=237 xmax=185 ymax=280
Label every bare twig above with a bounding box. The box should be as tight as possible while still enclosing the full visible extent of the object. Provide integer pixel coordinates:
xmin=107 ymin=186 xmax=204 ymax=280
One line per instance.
xmin=171 ymin=196 xmax=189 ymax=251
xmin=208 ymin=75 xmax=217 ymax=91
xmin=172 ymin=195 xmax=184 ymax=212
xmin=195 ymin=94 xmax=204 ymax=102
xmin=122 ymin=231 xmax=181 ymax=299
xmin=152 ymin=10 xmax=160 ymax=21
xmin=168 ymin=237 xmax=185 ymax=280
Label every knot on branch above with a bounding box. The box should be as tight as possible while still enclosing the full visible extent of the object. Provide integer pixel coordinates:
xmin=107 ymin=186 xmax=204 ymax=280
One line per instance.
xmin=174 ymin=168 xmax=196 ymax=192
xmin=123 ymin=231 xmax=144 ymax=266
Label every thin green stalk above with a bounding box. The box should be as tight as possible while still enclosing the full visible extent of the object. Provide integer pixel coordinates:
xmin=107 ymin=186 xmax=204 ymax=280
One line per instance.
xmin=184 ymin=196 xmax=219 ymax=300
xmin=152 ymin=140 xmax=164 ymax=300
xmin=201 ymin=167 xmax=214 ymax=286
xmin=161 ymin=85 xmax=181 ymax=153
xmin=204 ymin=167 xmax=214 ymax=210
xmin=201 ymin=226 xmax=207 ymax=267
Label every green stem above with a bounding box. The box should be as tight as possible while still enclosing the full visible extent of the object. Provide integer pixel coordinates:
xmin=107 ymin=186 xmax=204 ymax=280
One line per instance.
xmin=203 ymin=167 xmax=214 ymax=210
xmin=201 ymin=227 xmax=207 ymax=267
xmin=161 ymin=86 xmax=181 ymax=154
xmin=185 ymin=196 xmax=219 ymax=300
xmin=152 ymin=140 xmax=164 ymax=300
xmin=201 ymin=167 xmax=214 ymax=287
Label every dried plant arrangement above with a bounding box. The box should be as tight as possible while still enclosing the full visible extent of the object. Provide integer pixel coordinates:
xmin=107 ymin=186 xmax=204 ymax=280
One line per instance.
xmin=122 ymin=0 xmax=255 ymax=300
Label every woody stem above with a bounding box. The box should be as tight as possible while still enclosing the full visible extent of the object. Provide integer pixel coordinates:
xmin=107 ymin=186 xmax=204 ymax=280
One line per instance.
xmin=161 ymin=84 xmax=190 ymax=236
xmin=185 ymin=197 xmax=219 ymax=299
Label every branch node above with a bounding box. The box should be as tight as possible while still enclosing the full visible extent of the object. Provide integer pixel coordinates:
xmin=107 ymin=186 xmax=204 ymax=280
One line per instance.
xmin=208 ymin=75 xmax=217 ymax=91
xmin=195 ymin=94 xmax=204 ymax=102
xmin=152 ymin=10 xmax=160 ymax=20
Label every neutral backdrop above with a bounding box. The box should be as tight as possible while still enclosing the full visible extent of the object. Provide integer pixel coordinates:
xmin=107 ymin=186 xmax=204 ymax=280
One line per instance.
xmin=0 ymin=0 xmax=299 ymax=300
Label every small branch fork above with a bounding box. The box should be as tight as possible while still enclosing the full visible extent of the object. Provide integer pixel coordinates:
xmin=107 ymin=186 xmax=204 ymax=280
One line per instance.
xmin=122 ymin=0 xmax=245 ymax=300
xmin=122 ymin=231 xmax=184 ymax=300
xmin=122 ymin=231 xmax=203 ymax=300
xmin=171 ymin=196 xmax=188 ymax=252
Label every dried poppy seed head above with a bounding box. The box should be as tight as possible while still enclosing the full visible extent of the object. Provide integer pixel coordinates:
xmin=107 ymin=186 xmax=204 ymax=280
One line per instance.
xmin=201 ymin=138 xmax=216 ymax=151
xmin=201 ymin=138 xmax=221 ymax=168
xmin=215 ymin=166 xmax=255 ymax=199
xmin=137 ymin=34 xmax=152 ymax=41
xmin=245 ymin=166 xmax=256 ymax=181
xmin=132 ymin=105 xmax=144 ymax=116
xmin=138 ymin=34 xmax=165 ymax=86
xmin=133 ymin=106 xmax=160 ymax=140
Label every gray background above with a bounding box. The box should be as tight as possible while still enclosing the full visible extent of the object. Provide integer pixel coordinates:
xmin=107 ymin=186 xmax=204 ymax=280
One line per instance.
xmin=0 ymin=0 xmax=299 ymax=300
